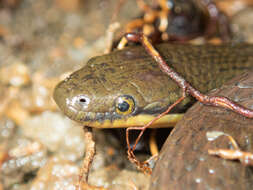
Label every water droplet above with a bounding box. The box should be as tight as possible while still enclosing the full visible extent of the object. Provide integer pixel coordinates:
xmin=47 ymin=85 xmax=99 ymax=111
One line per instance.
xmin=206 ymin=131 xmax=225 ymax=141
xmin=195 ymin=178 xmax=202 ymax=183
xmin=209 ymin=169 xmax=215 ymax=174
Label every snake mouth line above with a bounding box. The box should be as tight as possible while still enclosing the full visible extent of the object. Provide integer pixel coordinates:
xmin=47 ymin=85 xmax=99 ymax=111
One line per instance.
xmin=71 ymin=110 xmax=184 ymax=128
xmin=76 ymin=111 xmax=122 ymax=123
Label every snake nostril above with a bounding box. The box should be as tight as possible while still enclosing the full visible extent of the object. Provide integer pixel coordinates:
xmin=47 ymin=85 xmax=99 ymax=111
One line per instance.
xmin=79 ymin=98 xmax=87 ymax=103
xmin=75 ymin=95 xmax=90 ymax=109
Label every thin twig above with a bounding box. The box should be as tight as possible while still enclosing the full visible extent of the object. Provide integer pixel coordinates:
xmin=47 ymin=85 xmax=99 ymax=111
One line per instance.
xmin=77 ymin=126 xmax=106 ymax=190
xmin=126 ymin=95 xmax=185 ymax=173
xmin=123 ymin=32 xmax=253 ymax=173
xmin=208 ymin=134 xmax=253 ymax=166
xmin=125 ymin=33 xmax=253 ymax=118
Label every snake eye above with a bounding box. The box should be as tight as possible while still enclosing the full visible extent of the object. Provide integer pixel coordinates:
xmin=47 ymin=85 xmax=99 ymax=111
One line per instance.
xmin=115 ymin=95 xmax=135 ymax=115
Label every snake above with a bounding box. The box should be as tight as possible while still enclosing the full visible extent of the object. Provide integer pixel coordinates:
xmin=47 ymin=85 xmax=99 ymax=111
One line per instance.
xmin=54 ymin=43 xmax=253 ymax=129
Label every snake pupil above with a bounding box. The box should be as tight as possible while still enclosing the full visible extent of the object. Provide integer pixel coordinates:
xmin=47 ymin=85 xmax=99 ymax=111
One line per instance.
xmin=118 ymin=101 xmax=130 ymax=112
